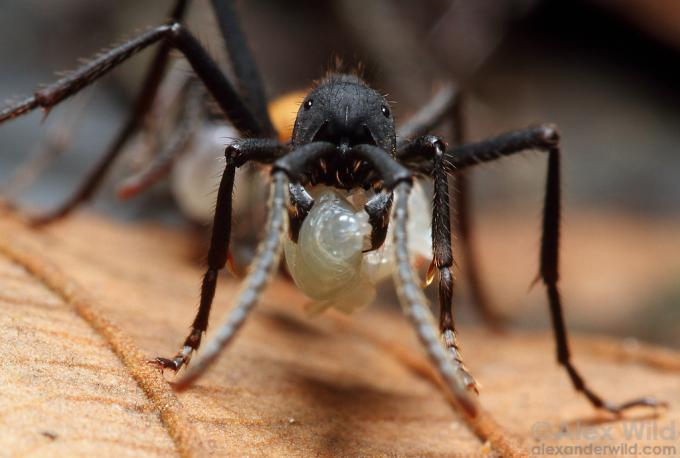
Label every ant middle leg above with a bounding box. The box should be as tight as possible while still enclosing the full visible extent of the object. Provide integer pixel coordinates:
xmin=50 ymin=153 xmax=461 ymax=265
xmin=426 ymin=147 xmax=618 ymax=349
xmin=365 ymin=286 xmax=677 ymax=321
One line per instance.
xmin=397 ymin=85 xmax=502 ymax=329
xmin=446 ymin=124 xmax=665 ymax=413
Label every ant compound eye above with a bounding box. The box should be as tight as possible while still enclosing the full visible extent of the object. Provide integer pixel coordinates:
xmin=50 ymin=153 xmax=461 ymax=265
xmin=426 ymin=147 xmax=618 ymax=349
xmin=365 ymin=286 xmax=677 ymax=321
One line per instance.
xmin=381 ymin=105 xmax=390 ymax=118
xmin=304 ymin=99 xmax=313 ymax=110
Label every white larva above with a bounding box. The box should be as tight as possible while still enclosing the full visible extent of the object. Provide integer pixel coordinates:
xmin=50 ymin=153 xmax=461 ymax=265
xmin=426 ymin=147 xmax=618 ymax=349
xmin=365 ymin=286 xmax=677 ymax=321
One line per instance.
xmin=171 ymin=122 xmax=270 ymax=225
xmin=283 ymin=182 xmax=433 ymax=314
xmin=170 ymin=123 xmax=239 ymax=223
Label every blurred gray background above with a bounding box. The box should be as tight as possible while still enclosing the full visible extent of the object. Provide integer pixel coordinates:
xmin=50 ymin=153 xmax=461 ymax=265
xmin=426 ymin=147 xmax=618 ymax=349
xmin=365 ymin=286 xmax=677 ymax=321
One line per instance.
xmin=1 ymin=0 xmax=679 ymax=344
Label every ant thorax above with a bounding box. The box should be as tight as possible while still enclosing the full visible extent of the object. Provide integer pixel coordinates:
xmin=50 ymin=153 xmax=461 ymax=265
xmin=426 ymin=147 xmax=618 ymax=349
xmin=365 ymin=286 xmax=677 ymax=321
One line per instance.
xmin=283 ymin=182 xmax=432 ymax=315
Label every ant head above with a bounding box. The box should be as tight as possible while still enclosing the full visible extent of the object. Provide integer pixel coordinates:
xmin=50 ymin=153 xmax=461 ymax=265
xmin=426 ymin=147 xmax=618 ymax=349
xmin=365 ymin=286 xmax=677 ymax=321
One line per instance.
xmin=292 ymin=74 xmax=396 ymax=155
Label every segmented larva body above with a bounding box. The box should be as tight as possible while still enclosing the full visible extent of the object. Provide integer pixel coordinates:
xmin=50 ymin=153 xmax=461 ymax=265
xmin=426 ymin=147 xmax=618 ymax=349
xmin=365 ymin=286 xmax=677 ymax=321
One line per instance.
xmin=283 ymin=183 xmax=432 ymax=314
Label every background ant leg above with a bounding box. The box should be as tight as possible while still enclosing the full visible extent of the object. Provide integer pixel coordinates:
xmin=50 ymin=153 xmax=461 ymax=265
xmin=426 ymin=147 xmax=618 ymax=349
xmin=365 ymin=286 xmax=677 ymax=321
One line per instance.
xmin=57 ymin=0 xmax=278 ymax=204
xmin=2 ymin=1 xmax=189 ymax=224
xmin=0 ymin=20 xmax=262 ymax=225
xmin=153 ymin=138 xmax=289 ymax=372
xmin=445 ymin=124 xmax=664 ymax=413
xmin=0 ymin=92 xmax=90 ymax=201
xmin=210 ymin=0 xmax=276 ymax=138
xmin=171 ymin=141 xmax=337 ymax=388
xmin=453 ymin=172 xmax=502 ymax=329
xmin=448 ymin=94 xmax=503 ymax=330
xmin=396 ymin=85 xmax=458 ymax=145
xmin=116 ymin=79 xmax=204 ymax=199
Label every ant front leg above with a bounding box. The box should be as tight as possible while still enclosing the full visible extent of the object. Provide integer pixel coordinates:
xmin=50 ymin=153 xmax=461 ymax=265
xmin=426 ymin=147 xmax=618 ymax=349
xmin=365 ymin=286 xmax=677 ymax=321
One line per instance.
xmin=407 ymin=135 xmax=478 ymax=392
xmin=397 ymin=86 xmax=501 ymax=329
xmin=287 ymin=183 xmax=313 ymax=243
xmin=446 ymin=124 xmax=665 ymax=413
xmin=350 ymin=141 xmax=478 ymax=414
xmin=152 ymin=139 xmax=287 ymax=372
xmin=364 ymin=191 xmax=393 ymax=252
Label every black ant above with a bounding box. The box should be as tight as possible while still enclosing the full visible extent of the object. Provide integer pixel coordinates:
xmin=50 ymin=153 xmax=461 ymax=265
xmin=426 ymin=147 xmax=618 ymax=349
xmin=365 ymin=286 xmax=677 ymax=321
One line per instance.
xmin=0 ymin=0 xmax=664 ymax=418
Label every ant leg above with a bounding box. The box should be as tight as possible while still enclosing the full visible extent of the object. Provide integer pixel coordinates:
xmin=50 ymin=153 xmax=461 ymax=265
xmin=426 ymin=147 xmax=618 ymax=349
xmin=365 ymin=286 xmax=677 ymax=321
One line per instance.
xmin=117 ymin=80 xmax=204 ymax=199
xmin=342 ymin=142 xmax=479 ymax=414
xmin=400 ymin=135 xmax=479 ymax=392
xmin=152 ymin=138 xmax=288 ymax=373
xmin=171 ymin=141 xmax=336 ymax=389
xmin=210 ymin=0 xmax=275 ymax=137
xmin=398 ymin=86 xmax=501 ymax=328
xmin=363 ymin=191 xmax=393 ymax=252
xmin=446 ymin=124 xmax=664 ymax=413
xmin=443 ymin=124 xmax=559 ymax=171
xmin=2 ymin=1 xmax=189 ymax=225
xmin=287 ymin=141 xmax=476 ymax=408
xmin=396 ymin=84 xmax=458 ymax=145
xmin=287 ymin=183 xmax=313 ymax=243
xmin=430 ymin=138 xmax=479 ymax=393
xmin=0 ymin=18 xmax=263 ymax=225
xmin=0 ymin=92 xmax=88 ymax=200
xmin=449 ymin=94 xmax=503 ymax=330
xmin=392 ymin=180 xmax=478 ymax=417
xmin=173 ymin=172 xmax=288 ymax=389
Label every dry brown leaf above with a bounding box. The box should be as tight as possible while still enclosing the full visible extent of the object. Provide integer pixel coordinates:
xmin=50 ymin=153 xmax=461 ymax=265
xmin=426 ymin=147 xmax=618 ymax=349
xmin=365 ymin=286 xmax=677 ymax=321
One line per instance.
xmin=1 ymin=210 xmax=678 ymax=457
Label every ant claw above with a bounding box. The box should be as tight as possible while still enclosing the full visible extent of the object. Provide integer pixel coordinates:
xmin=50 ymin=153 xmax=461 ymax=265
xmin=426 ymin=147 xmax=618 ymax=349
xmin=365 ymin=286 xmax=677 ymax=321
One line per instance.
xmin=148 ymin=357 xmax=181 ymax=374
xmin=601 ymin=397 xmax=669 ymax=415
